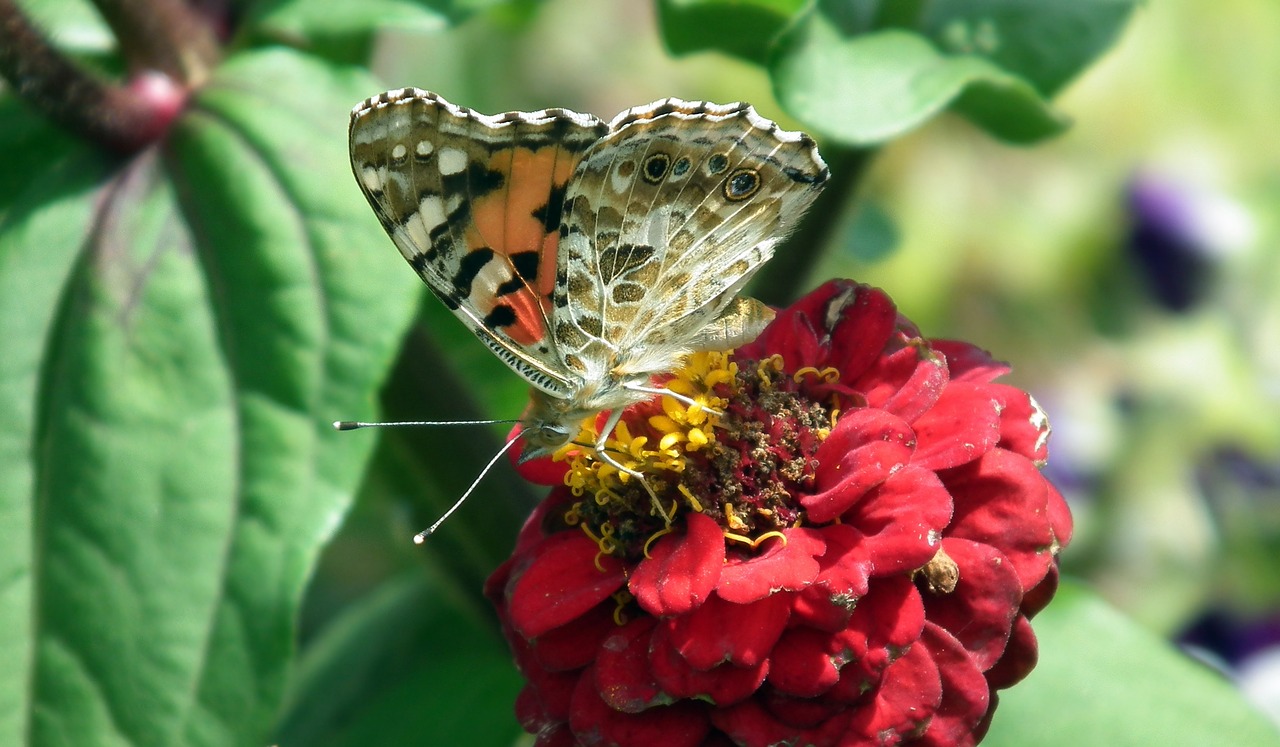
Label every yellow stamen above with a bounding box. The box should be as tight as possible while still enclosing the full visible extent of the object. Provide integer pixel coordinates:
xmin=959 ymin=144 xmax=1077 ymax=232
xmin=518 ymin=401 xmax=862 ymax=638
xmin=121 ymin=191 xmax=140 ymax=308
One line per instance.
xmin=677 ymin=483 xmax=703 ymax=513
xmin=643 ymin=526 xmax=673 ymax=558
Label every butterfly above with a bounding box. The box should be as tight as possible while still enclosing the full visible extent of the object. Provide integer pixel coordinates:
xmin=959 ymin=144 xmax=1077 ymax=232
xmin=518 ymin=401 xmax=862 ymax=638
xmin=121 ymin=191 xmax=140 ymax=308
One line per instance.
xmin=348 ymin=88 xmax=828 ymax=497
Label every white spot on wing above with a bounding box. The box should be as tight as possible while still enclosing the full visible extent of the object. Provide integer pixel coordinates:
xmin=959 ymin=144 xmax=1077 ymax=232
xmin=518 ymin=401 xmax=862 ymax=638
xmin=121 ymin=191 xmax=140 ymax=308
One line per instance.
xmin=438 ymin=147 xmax=467 ymax=175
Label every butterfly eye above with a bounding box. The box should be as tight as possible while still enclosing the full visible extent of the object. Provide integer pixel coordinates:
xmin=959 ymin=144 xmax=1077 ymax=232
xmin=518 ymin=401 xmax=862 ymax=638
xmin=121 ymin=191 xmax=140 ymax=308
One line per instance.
xmin=723 ymin=168 xmax=761 ymax=201
xmin=706 ymin=153 xmax=729 ymax=175
xmin=642 ymin=153 xmax=671 ymax=184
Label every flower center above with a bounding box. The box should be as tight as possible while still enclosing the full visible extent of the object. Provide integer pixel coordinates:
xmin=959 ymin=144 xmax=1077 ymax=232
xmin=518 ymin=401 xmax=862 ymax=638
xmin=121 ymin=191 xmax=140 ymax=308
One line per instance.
xmin=555 ymin=351 xmax=837 ymax=560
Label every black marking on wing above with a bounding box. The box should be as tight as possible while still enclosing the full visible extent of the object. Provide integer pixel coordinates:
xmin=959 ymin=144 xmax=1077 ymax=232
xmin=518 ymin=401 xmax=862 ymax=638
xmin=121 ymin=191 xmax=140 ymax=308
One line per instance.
xmin=484 ymin=304 xmax=518 ymax=329
xmin=532 ymin=182 xmax=570 ymax=233
xmin=496 ymin=250 xmax=540 ymax=296
xmin=441 ymin=161 xmax=506 ymax=200
xmin=453 ymin=246 xmax=495 ymax=295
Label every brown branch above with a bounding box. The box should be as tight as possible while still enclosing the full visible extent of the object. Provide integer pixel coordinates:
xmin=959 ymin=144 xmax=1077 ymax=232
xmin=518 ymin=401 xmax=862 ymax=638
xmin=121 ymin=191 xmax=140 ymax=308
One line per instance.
xmin=91 ymin=0 xmax=221 ymax=85
xmin=0 ymin=0 xmax=192 ymax=153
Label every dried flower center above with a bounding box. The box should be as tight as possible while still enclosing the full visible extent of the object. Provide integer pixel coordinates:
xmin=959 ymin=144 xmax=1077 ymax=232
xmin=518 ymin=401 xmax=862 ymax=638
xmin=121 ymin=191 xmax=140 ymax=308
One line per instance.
xmin=555 ymin=351 xmax=837 ymax=560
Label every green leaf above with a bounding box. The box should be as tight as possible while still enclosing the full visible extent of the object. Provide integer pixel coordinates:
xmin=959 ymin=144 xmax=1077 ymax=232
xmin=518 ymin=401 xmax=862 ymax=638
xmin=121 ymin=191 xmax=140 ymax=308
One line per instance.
xmin=245 ymin=0 xmax=513 ymax=62
xmin=247 ymin=0 xmax=448 ymax=62
xmin=986 ymin=580 xmax=1280 ymax=746
xmin=276 ymin=571 xmax=523 ymax=747
xmin=0 ymin=47 xmax=419 ymax=746
xmin=920 ymin=0 xmax=1138 ymax=97
xmin=770 ymin=8 xmax=1068 ymax=145
xmin=656 ymin=0 xmax=807 ymax=63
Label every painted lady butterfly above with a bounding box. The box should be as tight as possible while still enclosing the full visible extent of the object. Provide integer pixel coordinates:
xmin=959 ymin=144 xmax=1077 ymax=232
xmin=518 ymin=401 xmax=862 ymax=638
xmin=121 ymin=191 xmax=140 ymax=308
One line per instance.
xmin=348 ymin=88 xmax=827 ymax=483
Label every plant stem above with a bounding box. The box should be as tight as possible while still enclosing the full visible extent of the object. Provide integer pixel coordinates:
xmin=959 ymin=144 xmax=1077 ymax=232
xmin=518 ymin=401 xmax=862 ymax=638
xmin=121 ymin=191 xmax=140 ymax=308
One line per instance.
xmin=0 ymin=0 xmax=215 ymax=153
xmin=91 ymin=0 xmax=221 ymax=85
xmin=754 ymin=144 xmax=873 ymax=306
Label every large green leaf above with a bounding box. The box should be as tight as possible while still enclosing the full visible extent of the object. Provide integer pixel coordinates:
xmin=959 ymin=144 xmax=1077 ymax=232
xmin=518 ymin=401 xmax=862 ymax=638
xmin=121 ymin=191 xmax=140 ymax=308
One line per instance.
xmin=919 ymin=0 xmax=1138 ymax=98
xmin=276 ymin=571 xmax=522 ymax=747
xmin=770 ymin=4 xmax=1068 ymax=145
xmin=0 ymin=48 xmax=419 ymax=746
xmin=987 ymin=581 xmax=1280 ymax=746
xmin=656 ymin=0 xmax=807 ymax=63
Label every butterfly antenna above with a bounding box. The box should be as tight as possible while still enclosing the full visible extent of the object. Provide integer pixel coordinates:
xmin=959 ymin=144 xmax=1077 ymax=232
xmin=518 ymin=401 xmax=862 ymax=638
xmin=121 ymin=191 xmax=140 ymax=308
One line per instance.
xmin=333 ymin=418 xmax=520 ymax=430
xmin=413 ymin=433 xmax=524 ymax=544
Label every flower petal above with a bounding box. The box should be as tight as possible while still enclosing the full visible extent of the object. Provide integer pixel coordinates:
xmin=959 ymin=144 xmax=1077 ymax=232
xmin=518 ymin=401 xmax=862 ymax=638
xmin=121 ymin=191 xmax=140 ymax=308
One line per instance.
xmin=846 ymin=635 xmax=941 ymax=742
xmin=943 ymin=448 xmax=1059 ymax=590
xmin=629 ymin=512 xmax=725 ymax=616
xmin=768 ymin=626 xmax=844 ymax=697
xmin=662 ymin=591 xmax=791 ymax=669
xmin=792 ymin=525 xmax=872 ymax=631
xmin=914 ymin=623 xmax=992 ymax=747
xmin=990 ymin=385 xmax=1051 ymax=464
xmin=508 ymin=531 xmax=626 ymax=639
xmin=911 ymin=382 xmax=1004 ymax=471
xmin=805 ymin=409 xmax=915 ymax=523
xmin=595 ymin=618 xmax=666 ymax=713
xmin=853 ymin=340 xmax=949 ymax=423
xmin=825 ymin=284 xmax=900 ymax=381
xmin=650 ymin=632 xmax=768 ymax=705
xmin=711 ymin=698 xmax=853 ymax=747
xmin=846 ymin=466 xmax=952 ymax=576
xmin=716 ymin=528 xmax=825 ymax=604
xmin=570 ymin=664 xmax=711 ymax=747
xmin=921 ymin=538 xmax=1023 ymax=671
xmin=932 ymin=339 xmax=1011 ymax=382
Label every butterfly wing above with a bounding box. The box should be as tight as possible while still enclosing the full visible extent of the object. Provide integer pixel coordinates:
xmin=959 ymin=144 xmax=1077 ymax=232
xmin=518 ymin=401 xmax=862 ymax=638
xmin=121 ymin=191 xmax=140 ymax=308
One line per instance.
xmin=349 ymin=88 xmax=609 ymax=396
xmin=548 ymin=99 xmax=829 ymax=378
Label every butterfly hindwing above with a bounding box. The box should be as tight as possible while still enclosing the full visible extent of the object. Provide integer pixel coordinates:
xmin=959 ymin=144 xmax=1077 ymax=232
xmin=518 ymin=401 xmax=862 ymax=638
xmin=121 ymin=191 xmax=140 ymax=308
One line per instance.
xmin=550 ymin=99 xmax=829 ymax=377
xmin=349 ymin=88 xmax=609 ymax=395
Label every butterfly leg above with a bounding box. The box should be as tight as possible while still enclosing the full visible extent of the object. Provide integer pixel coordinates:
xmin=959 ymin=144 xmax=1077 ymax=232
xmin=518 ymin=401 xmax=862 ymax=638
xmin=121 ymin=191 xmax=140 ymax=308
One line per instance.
xmin=623 ymin=382 xmax=723 ymax=417
xmin=592 ymin=408 xmax=670 ymax=523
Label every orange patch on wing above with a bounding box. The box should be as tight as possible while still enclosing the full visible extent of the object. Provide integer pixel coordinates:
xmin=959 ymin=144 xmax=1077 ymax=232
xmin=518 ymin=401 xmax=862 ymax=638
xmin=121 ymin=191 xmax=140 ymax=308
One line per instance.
xmin=461 ymin=145 xmax=587 ymax=346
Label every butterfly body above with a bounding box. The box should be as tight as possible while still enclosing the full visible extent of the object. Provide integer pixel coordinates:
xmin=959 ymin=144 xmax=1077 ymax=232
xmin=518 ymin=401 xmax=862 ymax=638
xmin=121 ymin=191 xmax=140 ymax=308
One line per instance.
xmin=349 ymin=89 xmax=827 ymax=461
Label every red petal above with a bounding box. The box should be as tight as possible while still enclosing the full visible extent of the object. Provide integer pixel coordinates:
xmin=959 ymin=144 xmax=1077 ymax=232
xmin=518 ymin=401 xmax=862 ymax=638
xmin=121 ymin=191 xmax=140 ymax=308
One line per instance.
xmin=792 ymin=525 xmax=872 ymax=631
xmin=943 ymin=448 xmax=1058 ymax=591
xmin=914 ymin=623 xmax=991 ymax=747
xmin=649 ymin=632 xmax=767 ymax=704
xmin=853 ymin=341 xmax=949 ymax=423
xmin=1021 ymin=563 xmax=1061 ymax=619
xmin=845 ymin=466 xmax=952 ymax=576
xmin=663 ymin=591 xmax=791 ymax=669
xmin=825 ymin=285 xmax=900 ymax=381
xmin=922 ymin=538 xmax=1023 ymax=671
xmin=847 ymin=636 xmax=942 ymax=742
xmin=806 ymin=409 xmax=915 ymax=523
xmin=629 ymin=512 xmax=725 ymax=616
xmin=768 ymin=626 xmax=843 ymax=697
xmin=711 ymin=699 xmax=853 ymax=747
xmin=530 ymin=602 xmax=617 ymax=671
xmin=570 ymin=665 xmax=711 ymax=747
xmin=716 ymin=528 xmax=825 ymax=604
xmin=990 ymin=385 xmax=1051 ymax=464
xmin=984 ymin=614 xmax=1039 ymax=690
xmin=595 ymin=618 xmax=665 ymax=713
xmin=912 ymin=382 xmax=1004 ymax=471
xmin=932 ymin=340 xmax=1011 ymax=382
xmin=508 ymin=532 xmax=626 ymax=639
xmin=832 ymin=576 xmax=926 ymax=692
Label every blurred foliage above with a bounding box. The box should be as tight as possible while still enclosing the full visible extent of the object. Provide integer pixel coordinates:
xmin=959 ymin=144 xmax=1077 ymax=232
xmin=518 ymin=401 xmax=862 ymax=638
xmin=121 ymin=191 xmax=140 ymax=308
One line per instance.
xmin=1 ymin=0 xmax=1278 ymax=745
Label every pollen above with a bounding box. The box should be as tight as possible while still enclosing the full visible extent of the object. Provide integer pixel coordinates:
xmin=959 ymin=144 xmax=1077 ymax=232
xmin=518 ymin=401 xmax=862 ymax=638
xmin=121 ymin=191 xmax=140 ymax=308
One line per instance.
xmin=550 ymin=349 xmax=834 ymax=560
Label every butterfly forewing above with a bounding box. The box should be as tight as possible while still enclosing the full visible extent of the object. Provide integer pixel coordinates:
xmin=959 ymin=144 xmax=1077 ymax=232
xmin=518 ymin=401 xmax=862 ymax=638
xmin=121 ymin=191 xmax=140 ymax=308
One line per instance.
xmin=349 ymin=88 xmax=608 ymax=396
xmin=551 ymin=99 xmax=829 ymax=377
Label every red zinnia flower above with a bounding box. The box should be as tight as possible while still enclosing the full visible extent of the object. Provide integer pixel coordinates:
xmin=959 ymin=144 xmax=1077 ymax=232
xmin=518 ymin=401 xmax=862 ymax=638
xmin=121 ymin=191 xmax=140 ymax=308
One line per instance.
xmin=486 ymin=280 xmax=1072 ymax=747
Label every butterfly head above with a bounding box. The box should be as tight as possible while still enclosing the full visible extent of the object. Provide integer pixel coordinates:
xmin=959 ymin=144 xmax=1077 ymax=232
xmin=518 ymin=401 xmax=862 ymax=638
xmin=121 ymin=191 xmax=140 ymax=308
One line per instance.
xmin=517 ymin=390 xmax=586 ymax=463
